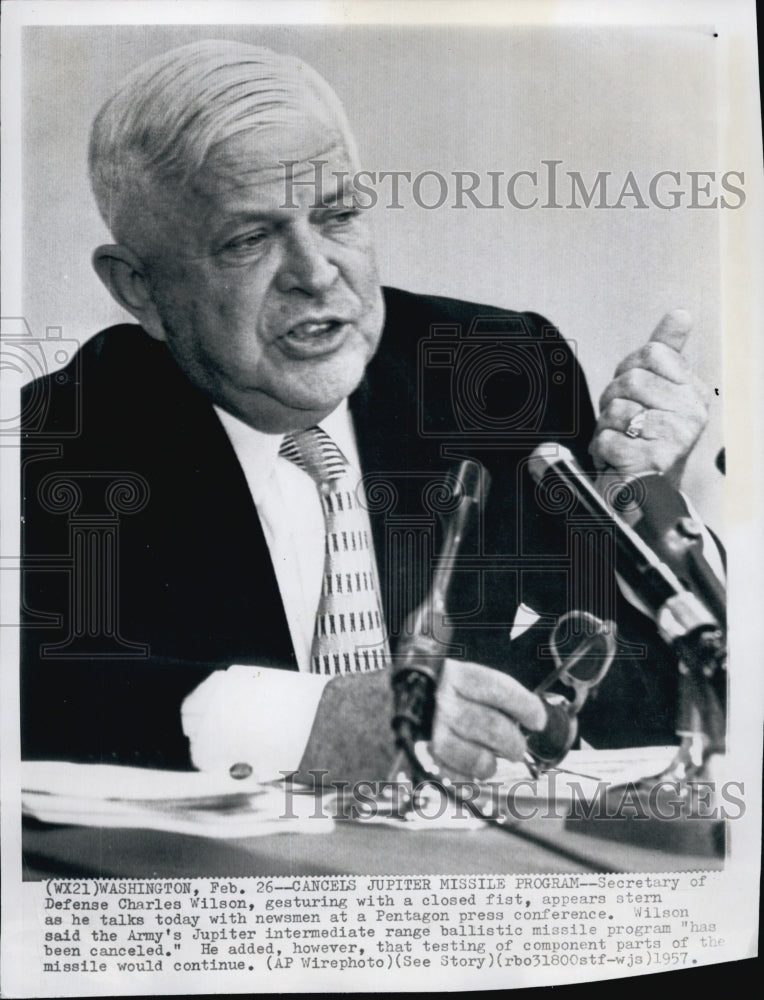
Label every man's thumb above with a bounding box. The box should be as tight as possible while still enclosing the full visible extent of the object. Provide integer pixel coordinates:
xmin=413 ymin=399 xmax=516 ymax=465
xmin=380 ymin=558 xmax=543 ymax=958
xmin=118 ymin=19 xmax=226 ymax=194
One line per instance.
xmin=649 ymin=308 xmax=692 ymax=352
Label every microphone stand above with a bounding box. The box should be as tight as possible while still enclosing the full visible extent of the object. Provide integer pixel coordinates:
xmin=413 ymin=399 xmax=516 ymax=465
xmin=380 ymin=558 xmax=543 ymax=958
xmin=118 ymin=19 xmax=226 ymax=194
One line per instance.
xmin=377 ymin=460 xmax=489 ymax=818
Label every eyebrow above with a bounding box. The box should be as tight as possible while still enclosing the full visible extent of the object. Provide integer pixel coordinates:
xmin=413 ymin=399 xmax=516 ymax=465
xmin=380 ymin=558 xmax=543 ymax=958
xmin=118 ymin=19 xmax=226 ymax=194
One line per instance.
xmin=317 ymin=176 xmax=361 ymax=208
xmin=208 ymin=173 xmax=363 ymax=245
xmin=209 ymin=211 xmax=276 ymax=242
xmin=214 ymin=178 xmax=360 ymax=228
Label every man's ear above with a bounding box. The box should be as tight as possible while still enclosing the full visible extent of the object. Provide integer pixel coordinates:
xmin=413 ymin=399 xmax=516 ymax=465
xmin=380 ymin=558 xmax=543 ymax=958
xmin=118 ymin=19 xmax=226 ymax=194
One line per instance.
xmin=92 ymin=245 xmax=167 ymax=341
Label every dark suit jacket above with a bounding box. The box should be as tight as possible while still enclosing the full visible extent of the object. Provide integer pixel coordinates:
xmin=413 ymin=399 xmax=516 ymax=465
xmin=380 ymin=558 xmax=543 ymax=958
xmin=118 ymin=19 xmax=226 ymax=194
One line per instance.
xmin=21 ymin=287 xmax=679 ymax=768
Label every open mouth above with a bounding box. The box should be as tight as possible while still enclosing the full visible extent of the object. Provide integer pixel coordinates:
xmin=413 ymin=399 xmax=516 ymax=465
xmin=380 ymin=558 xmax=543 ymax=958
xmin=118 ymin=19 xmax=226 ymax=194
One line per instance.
xmin=279 ymin=319 xmax=349 ymax=357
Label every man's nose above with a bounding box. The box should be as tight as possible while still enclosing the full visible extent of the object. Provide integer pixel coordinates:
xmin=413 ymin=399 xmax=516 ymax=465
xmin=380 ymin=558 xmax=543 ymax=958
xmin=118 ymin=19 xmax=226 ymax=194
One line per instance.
xmin=275 ymin=226 xmax=339 ymax=295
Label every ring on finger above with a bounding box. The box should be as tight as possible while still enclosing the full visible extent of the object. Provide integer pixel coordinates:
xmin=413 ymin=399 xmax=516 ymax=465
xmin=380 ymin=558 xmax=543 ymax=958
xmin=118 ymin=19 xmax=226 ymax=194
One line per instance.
xmin=624 ymin=408 xmax=647 ymax=439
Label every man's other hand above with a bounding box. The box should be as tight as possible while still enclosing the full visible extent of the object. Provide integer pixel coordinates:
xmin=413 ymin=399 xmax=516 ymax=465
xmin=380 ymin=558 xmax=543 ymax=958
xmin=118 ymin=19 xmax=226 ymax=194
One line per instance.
xmin=429 ymin=658 xmax=546 ymax=781
xmin=589 ymin=309 xmax=710 ymax=488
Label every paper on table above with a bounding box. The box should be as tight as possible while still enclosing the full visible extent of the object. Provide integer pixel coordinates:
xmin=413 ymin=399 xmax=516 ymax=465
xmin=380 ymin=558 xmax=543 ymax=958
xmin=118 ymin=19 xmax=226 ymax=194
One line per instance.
xmin=488 ymin=745 xmax=690 ymax=803
xmin=21 ymin=762 xmax=332 ymax=839
xmin=318 ymin=747 xmax=687 ymax=832
xmin=21 ymin=748 xmax=705 ymax=837
xmin=22 ymin=761 xmax=271 ymax=800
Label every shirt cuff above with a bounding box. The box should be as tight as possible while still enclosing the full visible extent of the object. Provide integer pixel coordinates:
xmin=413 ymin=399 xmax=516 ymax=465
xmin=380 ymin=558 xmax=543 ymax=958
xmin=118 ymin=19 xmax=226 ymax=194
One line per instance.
xmin=181 ymin=666 xmax=330 ymax=780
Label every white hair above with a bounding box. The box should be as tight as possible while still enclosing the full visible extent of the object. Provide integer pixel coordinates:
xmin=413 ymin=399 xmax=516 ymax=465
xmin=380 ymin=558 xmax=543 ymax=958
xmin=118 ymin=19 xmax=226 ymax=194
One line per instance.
xmin=89 ymin=39 xmax=358 ymax=238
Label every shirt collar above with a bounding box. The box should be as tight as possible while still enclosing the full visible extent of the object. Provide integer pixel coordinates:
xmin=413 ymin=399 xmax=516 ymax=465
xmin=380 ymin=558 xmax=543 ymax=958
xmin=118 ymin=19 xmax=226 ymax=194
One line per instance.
xmin=317 ymin=400 xmax=359 ymax=469
xmin=213 ymin=400 xmax=360 ymax=498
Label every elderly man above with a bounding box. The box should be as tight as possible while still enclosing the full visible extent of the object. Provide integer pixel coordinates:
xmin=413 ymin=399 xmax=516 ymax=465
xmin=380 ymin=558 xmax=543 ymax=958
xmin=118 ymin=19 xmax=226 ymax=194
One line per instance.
xmin=21 ymin=40 xmax=714 ymax=783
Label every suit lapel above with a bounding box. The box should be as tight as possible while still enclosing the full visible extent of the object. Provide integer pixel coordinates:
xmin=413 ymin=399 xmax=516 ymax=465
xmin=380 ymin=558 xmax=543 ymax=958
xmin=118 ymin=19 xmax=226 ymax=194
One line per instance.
xmin=350 ymin=313 xmax=449 ymax=652
xmin=149 ymin=353 xmax=299 ymax=670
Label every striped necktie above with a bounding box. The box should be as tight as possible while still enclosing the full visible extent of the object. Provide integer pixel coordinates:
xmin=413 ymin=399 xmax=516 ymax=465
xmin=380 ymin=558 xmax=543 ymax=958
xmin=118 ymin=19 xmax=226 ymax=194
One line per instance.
xmin=279 ymin=426 xmax=390 ymax=675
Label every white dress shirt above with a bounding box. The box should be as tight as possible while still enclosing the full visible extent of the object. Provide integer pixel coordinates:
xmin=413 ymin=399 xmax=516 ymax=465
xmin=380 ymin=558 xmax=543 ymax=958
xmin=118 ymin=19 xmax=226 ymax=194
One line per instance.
xmin=182 ymin=401 xmax=378 ymax=778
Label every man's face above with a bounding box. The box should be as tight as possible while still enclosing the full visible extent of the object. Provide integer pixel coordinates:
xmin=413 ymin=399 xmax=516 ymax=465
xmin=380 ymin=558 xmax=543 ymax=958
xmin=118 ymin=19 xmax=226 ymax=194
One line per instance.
xmin=138 ymin=123 xmax=384 ymax=432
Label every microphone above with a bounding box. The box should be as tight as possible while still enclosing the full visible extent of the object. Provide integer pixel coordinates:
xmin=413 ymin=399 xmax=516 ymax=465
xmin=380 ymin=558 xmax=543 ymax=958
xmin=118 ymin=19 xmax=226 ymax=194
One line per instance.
xmin=527 ymin=445 xmax=724 ymax=657
xmin=610 ymin=472 xmax=725 ymax=630
xmin=528 ymin=445 xmax=726 ymax=767
xmin=389 ymin=460 xmax=490 ymax=770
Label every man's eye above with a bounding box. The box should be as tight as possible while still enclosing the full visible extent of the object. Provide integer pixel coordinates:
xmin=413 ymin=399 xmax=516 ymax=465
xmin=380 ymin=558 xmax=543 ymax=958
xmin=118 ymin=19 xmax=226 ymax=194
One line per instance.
xmin=325 ymin=208 xmax=361 ymax=225
xmin=224 ymin=232 xmax=267 ymax=251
